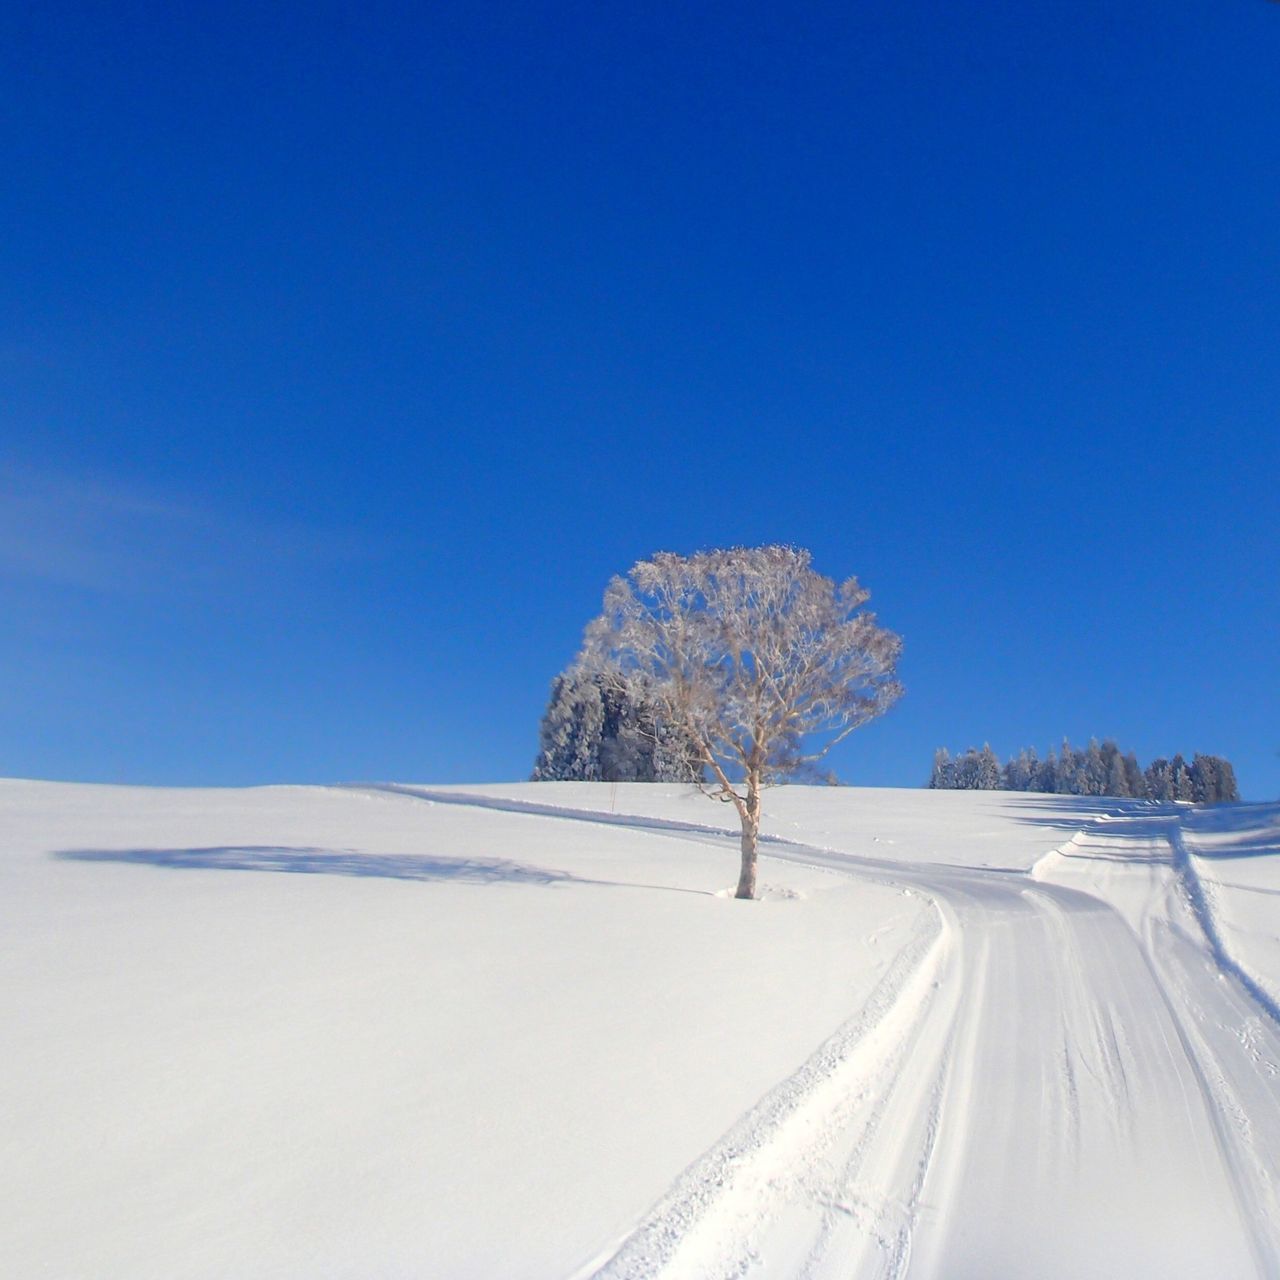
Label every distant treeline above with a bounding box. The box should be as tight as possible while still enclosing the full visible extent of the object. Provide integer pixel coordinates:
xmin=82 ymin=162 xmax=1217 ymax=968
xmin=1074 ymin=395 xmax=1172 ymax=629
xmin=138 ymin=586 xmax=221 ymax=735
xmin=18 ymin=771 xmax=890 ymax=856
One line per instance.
xmin=928 ymin=740 xmax=1239 ymax=803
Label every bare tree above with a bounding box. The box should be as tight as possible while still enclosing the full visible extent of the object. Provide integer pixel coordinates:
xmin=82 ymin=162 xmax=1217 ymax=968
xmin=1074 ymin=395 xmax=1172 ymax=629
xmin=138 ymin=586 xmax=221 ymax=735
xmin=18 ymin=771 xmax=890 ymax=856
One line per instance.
xmin=575 ymin=546 xmax=903 ymax=899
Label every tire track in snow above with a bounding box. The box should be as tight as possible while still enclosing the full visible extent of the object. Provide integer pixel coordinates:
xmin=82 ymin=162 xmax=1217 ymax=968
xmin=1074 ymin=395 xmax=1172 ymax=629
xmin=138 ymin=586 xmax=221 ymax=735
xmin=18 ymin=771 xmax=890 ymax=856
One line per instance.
xmin=900 ymin=873 xmax=1265 ymax=1279
xmin=1167 ymin=820 xmax=1280 ymax=1028
xmin=1139 ymin=919 xmax=1280 ymax=1277
xmin=798 ymin=967 xmax=959 ymax=1280
xmin=1033 ymin=813 xmax=1280 ymax=1273
xmin=572 ymin=909 xmax=953 ymax=1280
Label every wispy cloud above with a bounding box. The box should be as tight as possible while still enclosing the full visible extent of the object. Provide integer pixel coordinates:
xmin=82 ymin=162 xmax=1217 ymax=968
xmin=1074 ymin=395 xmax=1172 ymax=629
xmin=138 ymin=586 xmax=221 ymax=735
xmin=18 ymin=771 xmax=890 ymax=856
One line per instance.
xmin=0 ymin=462 xmax=371 ymax=599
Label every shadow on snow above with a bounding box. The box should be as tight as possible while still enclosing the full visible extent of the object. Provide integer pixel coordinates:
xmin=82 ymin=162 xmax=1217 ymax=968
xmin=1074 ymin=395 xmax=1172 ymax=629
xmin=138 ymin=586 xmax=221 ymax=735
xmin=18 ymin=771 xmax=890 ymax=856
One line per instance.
xmin=53 ymin=845 xmax=711 ymax=895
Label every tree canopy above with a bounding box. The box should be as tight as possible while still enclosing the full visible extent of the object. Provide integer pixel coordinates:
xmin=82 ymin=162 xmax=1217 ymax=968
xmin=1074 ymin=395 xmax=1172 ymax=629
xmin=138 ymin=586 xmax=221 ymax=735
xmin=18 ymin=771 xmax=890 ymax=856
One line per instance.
xmin=575 ymin=546 xmax=903 ymax=897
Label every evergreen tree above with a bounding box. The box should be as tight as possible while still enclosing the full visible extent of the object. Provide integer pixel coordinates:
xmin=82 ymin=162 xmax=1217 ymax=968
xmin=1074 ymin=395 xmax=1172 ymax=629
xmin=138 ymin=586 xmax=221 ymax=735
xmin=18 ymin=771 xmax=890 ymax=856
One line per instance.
xmin=1023 ymin=747 xmax=1042 ymax=791
xmin=1035 ymin=749 xmax=1059 ymax=793
xmin=1098 ymin=740 xmax=1128 ymax=797
xmin=1171 ymin=754 xmax=1195 ymax=802
xmin=532 ymin=673 xmax=606 ymax=781
xmin=1215 ymin=757 xmax=1240 ymax=803
xmin=1189 ymin=753 xmax=1217 ymax=804
xmin=976 ymin=743 xmax=1002 ymax=789
xmin=1083 ymin=739 xmax=1107 ymax=796
xmin=1123 ymin=752 xmax=1145 ymax=799
xmin=1003 ymin=747 xmax=1035 ymax=791
xmin=1145 ymin=758 xmax=1173 ymax=802
xmin=929 ymin=747 xmax=955 ymax=789
xmin=952 ymin=748 xmax=980 ymax=789
xmin=1057 ymin=739 xmax=1075 ymax=794
xmin=1107 ymin=753 xmax=1129 ymax=798
xmin=1186 ymin=754 xmax=1239 ymax=804
xmin=533 ymin=671 xmax=700 ymax=782
xmin=1055 ymin=739 xmax=1090 ymax=796
xmin=597 ymin=677 xmax=647 ymax=780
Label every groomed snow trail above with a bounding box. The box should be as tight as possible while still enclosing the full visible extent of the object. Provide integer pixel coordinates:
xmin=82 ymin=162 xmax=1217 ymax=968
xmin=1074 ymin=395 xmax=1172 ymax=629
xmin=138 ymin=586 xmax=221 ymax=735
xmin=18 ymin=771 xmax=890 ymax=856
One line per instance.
xmin=365 ymin=787 xmax=1280 ymax=1279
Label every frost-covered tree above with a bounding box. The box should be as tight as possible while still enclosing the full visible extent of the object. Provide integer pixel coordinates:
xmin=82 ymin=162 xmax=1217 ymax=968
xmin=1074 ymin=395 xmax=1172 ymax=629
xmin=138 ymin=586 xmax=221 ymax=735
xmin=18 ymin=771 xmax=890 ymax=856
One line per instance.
xmin=944 ymin=744 xmax=1005 ymax=790
xmin=1171 ymin=754 xmax=1195 ymax=803
xmin=531 ymin=672 xmax=607 ymax=781
xmin=604 ymin=672 xmax=703 ymax=782
xmin=1190 ymin=753 xmax=1241 ymax=804
xmin=950 ymin=748 xmax=980 ymax=790
xmin=1083 ymin=739 xmax=1107 ymax=796
xmin=1003 ymin=747 xmax=1038 ymax=792
xmin=1034 ymin=748 xmax=1059 ymax=794
xmin=1189 ymin=754 xmax=1218 ymax=804
xmin=1054 ymin=739 xmax=1084 ymax=796
xmin=1123 ymin=751 xmax=1145 ymax=799
xmin=1145 ymin=758 xmax=1173 ymax=802
xmin=1213 ymin=757 xmax=1240 ymax=803
xmin=575 ymin=546 xmax=902 ymax=899
xmin=929 ymin=747 xmax=955 ymax=789
xmin=976 ymin=743 xmax=1002 ymax=789
xmin=532 ymin=670 xmax=700 ymax=782
xmin=1106 ymin=752 xmax=1128 ymax=799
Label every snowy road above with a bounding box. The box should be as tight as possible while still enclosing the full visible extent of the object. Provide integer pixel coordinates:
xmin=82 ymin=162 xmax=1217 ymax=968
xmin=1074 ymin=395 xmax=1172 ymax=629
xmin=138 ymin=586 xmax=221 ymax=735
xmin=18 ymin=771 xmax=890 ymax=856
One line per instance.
xmin=397 ymin=787 xmax=1280 ymax=1279
xmin=901 ymin=874 xmax=1265 ymax=1278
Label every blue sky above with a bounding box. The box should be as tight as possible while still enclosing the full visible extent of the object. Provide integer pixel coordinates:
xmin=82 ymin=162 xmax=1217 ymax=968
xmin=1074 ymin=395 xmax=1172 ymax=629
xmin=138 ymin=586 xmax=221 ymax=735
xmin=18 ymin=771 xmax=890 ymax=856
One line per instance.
xmin=2 ymin=1 xmax=1277 ymax=796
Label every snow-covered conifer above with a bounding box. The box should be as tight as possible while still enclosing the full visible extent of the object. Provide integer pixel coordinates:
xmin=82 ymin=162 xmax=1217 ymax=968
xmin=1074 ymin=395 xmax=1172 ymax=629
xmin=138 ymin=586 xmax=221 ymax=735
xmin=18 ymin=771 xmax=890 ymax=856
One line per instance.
xmin=1083 ymin=739 xmax=1107 ymax=795
xmin=1171 ymin=754 xmax=1195 ymax=803
xmin=976 ymin=744 xmax=1002 ymax=790
xmin=533 ymin=671 xmax=700 ymax=782
xmin=1107 ymin=753 xmax=1128 ymax=798
xmin=1145 ymin=758 xmax=1173 ymax=802
xmin=1214 ymin=757 xmax=1240 ymax=803
xmin=531 ymin=673 xmax=606 ymax=781
xmin=951 ymin=748 xmax=980 ymax=789
xmin=1035 ymin=749 xmax=1059 ymax=793
xmin=1123 ymin=753 xmax=1146 ymax=799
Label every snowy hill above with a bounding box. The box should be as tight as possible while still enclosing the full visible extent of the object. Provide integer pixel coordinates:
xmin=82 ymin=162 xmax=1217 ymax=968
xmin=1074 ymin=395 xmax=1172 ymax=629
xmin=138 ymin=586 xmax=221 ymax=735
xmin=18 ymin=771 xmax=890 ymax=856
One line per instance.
xmin=3 ymin=779 xmax=1278 ymax=1278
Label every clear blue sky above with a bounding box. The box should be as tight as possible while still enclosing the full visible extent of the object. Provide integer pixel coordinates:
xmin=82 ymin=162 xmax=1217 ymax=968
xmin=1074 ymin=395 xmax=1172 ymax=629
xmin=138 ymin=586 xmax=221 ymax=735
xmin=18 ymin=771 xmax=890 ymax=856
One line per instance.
xmin=2 ymin=1 xmax=1277 ymax=796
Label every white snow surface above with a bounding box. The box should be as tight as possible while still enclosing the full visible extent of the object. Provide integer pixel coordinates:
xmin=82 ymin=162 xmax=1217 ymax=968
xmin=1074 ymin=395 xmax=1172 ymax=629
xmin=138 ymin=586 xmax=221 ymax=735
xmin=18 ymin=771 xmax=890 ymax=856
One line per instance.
xmin=3 ymin=779 xmax=1279 ymax=1278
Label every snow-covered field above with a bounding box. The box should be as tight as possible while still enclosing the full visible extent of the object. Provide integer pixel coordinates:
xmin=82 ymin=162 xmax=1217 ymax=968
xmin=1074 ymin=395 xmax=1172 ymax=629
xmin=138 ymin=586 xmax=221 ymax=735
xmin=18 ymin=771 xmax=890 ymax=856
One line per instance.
xmin=3 ymin=779 xmax=1278 ymax=1278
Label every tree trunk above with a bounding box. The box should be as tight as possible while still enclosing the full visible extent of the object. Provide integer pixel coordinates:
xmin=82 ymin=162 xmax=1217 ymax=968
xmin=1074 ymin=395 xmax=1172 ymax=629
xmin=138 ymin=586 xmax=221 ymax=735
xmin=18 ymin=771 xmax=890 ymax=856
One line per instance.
xmin=734 ymin=777 xmax=761 ymax=899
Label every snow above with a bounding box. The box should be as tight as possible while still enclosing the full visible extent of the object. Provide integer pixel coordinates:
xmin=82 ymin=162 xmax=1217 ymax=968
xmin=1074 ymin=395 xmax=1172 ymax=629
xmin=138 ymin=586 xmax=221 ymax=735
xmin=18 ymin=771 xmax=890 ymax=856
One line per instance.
xmin=1183 ymin=802 xmax=1280 ymax=1013
xmin=2 ymin=778 xmax=1279 ymax=1277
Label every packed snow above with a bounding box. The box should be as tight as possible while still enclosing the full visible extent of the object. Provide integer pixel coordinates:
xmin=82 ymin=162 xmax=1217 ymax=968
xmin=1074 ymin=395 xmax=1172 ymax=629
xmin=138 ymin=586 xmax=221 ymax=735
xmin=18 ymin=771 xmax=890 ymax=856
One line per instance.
xmin=2 ymin=778 xmax=1278 ymax=1277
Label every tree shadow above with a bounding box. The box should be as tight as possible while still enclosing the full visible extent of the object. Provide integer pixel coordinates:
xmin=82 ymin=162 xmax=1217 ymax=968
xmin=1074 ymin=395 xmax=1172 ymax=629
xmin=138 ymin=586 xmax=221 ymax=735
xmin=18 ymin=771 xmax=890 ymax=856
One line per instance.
xmin=1000 ymin=798 xmax=1171 ymax=832
xmin=1185 ymin=832 xmax=1280 ymax=860
xmin=1182 ymin=802 xmax=1280 ymax=859
xmin=52 ymin=846 xmax=711 ymax=894
xmin=997 ymin=798 xmax=1280 ymax=863
xmin=55 ymin=845 xmax=575 ymax=885
xmin=998 ymin=795 xmax=1152 ymax=816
